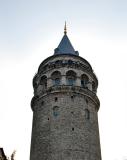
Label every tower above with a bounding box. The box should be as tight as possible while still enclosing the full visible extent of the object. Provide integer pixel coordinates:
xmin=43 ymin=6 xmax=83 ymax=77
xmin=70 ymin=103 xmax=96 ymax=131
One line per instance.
xmin=30 ymin=25 xmax=101 ymax=160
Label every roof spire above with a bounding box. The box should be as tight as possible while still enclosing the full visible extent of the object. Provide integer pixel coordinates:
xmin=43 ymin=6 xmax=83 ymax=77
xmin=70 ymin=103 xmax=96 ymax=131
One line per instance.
xmin=54 ymin=23 xmax=79 ymax=55
xmin=64 ymin=21 xmax=67 ymax=35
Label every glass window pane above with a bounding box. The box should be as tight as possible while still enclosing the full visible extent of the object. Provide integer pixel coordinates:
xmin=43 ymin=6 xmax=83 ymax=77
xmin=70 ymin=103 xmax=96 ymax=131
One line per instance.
xmin=53 ymin=78 xmax=60 ymax=85
xmin=68 ymin=78 xmax=75 ymax=86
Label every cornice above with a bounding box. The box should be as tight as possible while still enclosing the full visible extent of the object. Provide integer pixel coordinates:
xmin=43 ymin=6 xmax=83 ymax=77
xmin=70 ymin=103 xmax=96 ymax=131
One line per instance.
xmin=31 ymin=85 xmax=100 ymax=112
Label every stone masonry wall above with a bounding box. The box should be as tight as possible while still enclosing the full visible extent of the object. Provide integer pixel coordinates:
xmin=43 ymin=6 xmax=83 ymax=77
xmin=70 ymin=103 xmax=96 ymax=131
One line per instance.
xmin=30 ymin=91 xmax=101 ymax=160
xmin=30 ymin=54 xmax=101 ymax=160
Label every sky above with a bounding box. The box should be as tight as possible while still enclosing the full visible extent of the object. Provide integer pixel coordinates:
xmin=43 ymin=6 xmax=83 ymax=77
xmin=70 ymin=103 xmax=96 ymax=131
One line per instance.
xmin=0 ymin=0 xmax=127 ymax=160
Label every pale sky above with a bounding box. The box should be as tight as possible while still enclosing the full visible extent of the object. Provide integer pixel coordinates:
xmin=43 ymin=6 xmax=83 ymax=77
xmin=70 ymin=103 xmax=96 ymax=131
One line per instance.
xmin=0 ymin=0 xmax=127 ymax=160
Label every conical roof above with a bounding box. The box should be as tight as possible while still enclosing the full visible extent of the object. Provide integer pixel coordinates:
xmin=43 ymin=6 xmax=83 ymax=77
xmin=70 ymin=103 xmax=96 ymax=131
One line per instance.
xmin=54 ymin=24 xmax=79 ymax=55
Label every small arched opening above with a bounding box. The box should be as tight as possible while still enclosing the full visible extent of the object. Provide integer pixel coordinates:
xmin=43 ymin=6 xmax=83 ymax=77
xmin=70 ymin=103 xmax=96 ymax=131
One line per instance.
xmin=53 ymin=106 xmax=59 ymax=117
xmin=51 ymin=71 xmax=61 ymax=86
xmin=81 ymin=74 xmax=89 ymax=88
xmin=55 ymin=60 xmax=62 ymax=65
xmin=66 ymin=70 xmax=77 ymax=86
xmin=68 ymin=59 xmax=73 ymax=65
xmin=40 ymin=75 xmax=47 ymax=90
xmin=33 ymin=75 xmax=38 ymax=89
xmin=92 ymin=81 xmax=96 ymax=93
xmin=85 ymin=109 xmax=90 ymax=120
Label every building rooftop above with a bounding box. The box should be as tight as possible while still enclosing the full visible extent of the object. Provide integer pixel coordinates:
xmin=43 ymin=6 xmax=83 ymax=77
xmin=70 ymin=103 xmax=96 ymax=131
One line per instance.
xmin=54 ymin=23 xmax=79 ymax=56
xmin=0 ymin=148 xmax=7 ymax=160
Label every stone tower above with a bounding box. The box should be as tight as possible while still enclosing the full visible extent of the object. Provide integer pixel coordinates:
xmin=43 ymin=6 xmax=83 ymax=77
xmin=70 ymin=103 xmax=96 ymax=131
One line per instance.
xmin=30 ymin=25 xmax=101 ymax=160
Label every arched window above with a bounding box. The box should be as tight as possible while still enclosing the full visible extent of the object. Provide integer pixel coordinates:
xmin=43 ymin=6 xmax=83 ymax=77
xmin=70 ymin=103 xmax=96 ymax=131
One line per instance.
xmin=55 ymin=60 xmax=62 ymax=65
xmin=92 ymin=81 xmax=96 ymax=93
xmin=68 ymin=60 xmax=73 ymax=65
xmin=53 ymin=106 xmax=59 ymax=117
xmin=31 ymin=95 xmax=39 ymax=110
xmin=85 ymin=109 xmax=90 ymax=119
xmin=33 ymin=74 xmax=38 ymax=89
xmin=81 ymin=74 xmax=89 ymax=88
xmin=51 ymin=71 xmax=61 ymax=86
xmin=66 ymin=70 xmax=76 ymax=86
xmin=40 ymin=75 xmax=47 ymax=90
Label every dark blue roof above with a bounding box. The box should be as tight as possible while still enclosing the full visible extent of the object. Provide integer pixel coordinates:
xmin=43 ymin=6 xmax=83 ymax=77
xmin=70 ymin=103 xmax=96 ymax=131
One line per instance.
xmin=54 ymin=34 xmax=79 ymax=55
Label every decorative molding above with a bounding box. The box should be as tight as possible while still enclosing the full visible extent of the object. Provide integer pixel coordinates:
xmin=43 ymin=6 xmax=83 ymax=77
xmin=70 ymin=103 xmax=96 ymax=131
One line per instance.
xmin=31 ymin=85 xmax=100 ymax=112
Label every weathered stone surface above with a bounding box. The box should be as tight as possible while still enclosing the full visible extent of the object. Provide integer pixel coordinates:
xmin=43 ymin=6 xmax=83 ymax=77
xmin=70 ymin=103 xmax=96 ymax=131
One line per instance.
xmin=30 ymin=54 xmax=101 ymax=160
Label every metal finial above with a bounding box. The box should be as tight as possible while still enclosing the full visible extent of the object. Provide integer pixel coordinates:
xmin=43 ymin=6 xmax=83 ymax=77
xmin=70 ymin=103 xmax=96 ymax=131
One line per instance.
xmin=64 ymin=21 xmax=67 ymax=35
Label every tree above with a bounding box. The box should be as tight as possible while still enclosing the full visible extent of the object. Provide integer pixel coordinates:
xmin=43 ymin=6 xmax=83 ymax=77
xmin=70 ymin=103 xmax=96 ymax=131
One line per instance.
xmin=10 ymin=151 xmax=16 ymax=160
